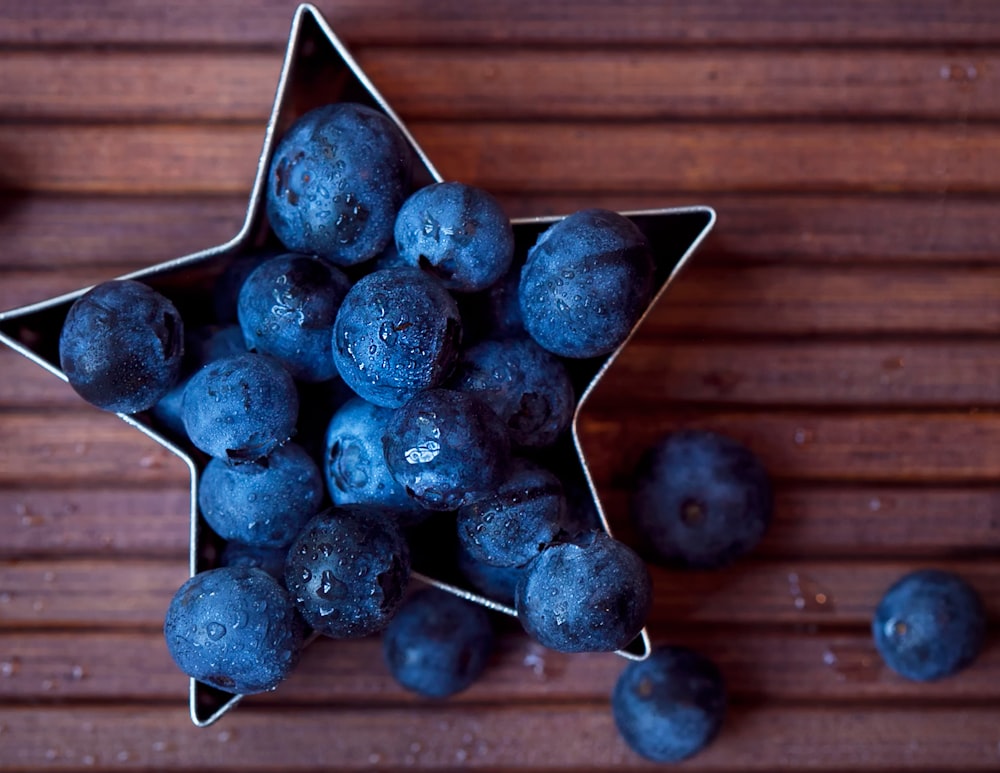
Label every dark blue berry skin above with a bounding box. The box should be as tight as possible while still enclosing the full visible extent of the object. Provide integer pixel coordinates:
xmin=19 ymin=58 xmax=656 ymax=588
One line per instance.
xmin=449 ymin=337 xmax=575 ymax=448
xmin=394 ymin=182 xmax=514 ymax=293
xmin=181 ymin=352 xmax=298 ymax=463
xmin=163 ymin=566 xmax=305 ymax=695
xmin=198 ymin=442 xmax=323 ymax=548
xmin=456 ymin=458 xmax=568 ymax=568
xmin=266 ymin=103 xmax=412 ymax=266
xmin=383 ymin=388 xmax=511 ymax=512
xmin=612 ymin=646 xmax=726 ymax=763
xmin=219 ymin=541 xmax=288 ymax=585
xmin=333 ymin=268 xmax=462 ymax=408
xmin=238 ymin=254 xmax=352 ymax=382
xmin=519 ymin=209 xmax=654 ymax=359
xmin=284 ymin=506 xmax=411 ymax=639
xmin=872 ymin=569 xmax=986 ymax=682
xmin=382 ymin=587 xmax=494 ymax=698
xmin=59 ymin=279 xmax=184 ymax=414
xmin=324 ymin=397 xmax=428 ymax=525
xmin=456 ymin=542 xmax=523 ymax=608
xmin=630 ymin=430 xmax=772 ymax=570
xmin=515 ymin=530 xmax=651 ymax=653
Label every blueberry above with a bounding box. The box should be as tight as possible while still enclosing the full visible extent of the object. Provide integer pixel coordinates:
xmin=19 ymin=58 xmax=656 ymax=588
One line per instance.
xmin=324 ymin=397 xmax=427 ymax=525
xmin=266 ymin=103 xmax=412 ymax=266
xmin=284 ymin=506 xmax=411 ymax=639
xmin=382 ymin=587 xmax=494 ymax=698
xmin=456 ymin=541 xmax=523 ymax=608
xmin=219 ymin=541 xmax=288 ymax=585
xmin=198 ymin=442 xmax=323 ymax=548
xmin=59 ymin=279 xmax=184 ymax=413
xmin=449 ymin=337 xmax=574 ymax=448
xmin=332 ymin=268 xmax=462 ymax=408
xmin=383 ymin=388 xmax=511 ymax=511
xmin=515 ymin=530 xmax=651 ymax=653
xmin=163 ymin=566 xmax=305 ymax=695
xmin=181 ymin=352 xmax=298 ymax=463
xmin=213 ymin=251 xmax=276 ymax=324
xmin=237 ymin=253 xmax=352 ymax=382
xmin=459 ymin=258 xmax=525 ymax=342
xmin=612 ymin=646 xmax=726 ymax=763
xmin=629 ymin=430 xmax=772 ymax=569
xmin=394 ymin=182 xmax=514 ymax=292
xmin=456 ymin=458 xmax=568 ymax=568
xmin=872 ymin=569 xmax=986 ymax=681
xmin=519 ymin=209 xmax=654 ymax=358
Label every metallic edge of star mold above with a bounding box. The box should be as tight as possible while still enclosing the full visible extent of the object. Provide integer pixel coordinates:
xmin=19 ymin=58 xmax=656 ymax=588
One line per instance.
xmin=0 ymin=3 xmax=715 ymax=728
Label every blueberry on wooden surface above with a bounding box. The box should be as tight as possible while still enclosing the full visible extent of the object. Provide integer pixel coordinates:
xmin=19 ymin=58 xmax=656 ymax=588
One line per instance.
xmin=59 ymin=279 xmax=184 ymax=414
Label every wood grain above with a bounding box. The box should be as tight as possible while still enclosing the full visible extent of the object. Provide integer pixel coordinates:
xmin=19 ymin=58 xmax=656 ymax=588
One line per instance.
xmin=3 ymin=123 xmax=1000 ymax=195
xmin=4 ymin=0 xmax=1000 ymax=46
xmin=4 ymin=704 xmax=1000 ymax=770
xmin=4 ymin=49 xmax=996 ymax=122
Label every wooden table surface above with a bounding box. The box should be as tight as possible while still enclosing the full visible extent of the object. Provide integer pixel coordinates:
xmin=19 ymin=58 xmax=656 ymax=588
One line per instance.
xmin=3 ymin=1 xmax=1000 ymax=769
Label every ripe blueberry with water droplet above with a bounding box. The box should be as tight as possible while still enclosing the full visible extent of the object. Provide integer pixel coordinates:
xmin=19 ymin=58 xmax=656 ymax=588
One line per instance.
xmin=519 ymin=209 xmax=654 ymax=358
xmin=266 ymin=103 xmax=412 ymax=266
xmin=59 ymin=279 xmax=184 ymax=414
xmin=382 ymin=587 xmax=494 ymax=698
xmin=394 ymin=181 xmax=514 ymax=292
xmin=612 ymin=646 xmax=726 ymax=763
xmin=284 ymin=506 xmax=411 ymax=638
xmin=872 ymin=569 xmax=985 ymax=681
xmin=332 ymin=268 xmax=462 ymax=408
xmin=383 ymin=388 xmax=511 ymax=511
xmin=630 ymin=430 xmax=772 ymax=569
xmin=238 ymin=253 xmax=351 ymax=382
xmin=163 ymin=566 xmax=305 ymax=695
xmin=198 ymin=442 xmax=323 ymax=548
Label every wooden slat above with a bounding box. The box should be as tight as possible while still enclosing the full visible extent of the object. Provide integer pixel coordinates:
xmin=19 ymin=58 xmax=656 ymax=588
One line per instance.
xmin=0 ymin=488 xmax=189 ymax=557
xmin=581 ymin=412 xmax=1000 ymax=485
xmin=2 ymin=558 xmax=997 ymax=628
xmin=6 ymin=265 xmax=1000 ymax=337
xmin=3 ymin=0 xmax=1000 ymax=46
xmin=2 ymin=194 xmax=999 ymax=271
xmin=3 ymin=123 xmax=1000 ymax=195
xmin=591 ymin=340 xmax=1000 ymax=407
xmin=0 ymin=412 xmax=190 ymax=488
xmin=3 ymin=49 xmax=996 ymax=122
xmin=4 ymin=705 xmax=1000 ymax=770
xmin=3 ymin=629 xmax=1000 ymax=705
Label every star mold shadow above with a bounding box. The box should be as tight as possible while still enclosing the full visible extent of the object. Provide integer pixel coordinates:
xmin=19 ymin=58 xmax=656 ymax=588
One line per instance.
xmin=0 ymin=4 xmax=715 ymax=727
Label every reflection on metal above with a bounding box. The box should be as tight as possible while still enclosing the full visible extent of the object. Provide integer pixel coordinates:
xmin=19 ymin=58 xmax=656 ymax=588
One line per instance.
xmin=0 ymin=3 xmax=715 ymax=728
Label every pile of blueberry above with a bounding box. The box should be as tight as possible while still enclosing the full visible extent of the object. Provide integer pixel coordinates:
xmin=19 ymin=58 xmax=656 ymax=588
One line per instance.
xmin=56 ymin=101 xmax=988 ymax=762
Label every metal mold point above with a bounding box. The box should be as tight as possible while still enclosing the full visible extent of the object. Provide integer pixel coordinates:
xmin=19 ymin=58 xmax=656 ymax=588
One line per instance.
xmin=0 ymin=4 xmax=716 ymax=728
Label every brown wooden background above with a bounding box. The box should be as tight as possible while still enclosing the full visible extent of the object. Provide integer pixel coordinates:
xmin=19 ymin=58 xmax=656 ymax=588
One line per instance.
xmin=3 ymin=1 xmax=1000 ymax=769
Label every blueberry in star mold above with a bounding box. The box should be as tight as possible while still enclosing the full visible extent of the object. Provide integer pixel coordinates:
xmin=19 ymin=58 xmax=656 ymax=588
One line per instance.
xmin=872 ymin=569 xmax=986 ymax=682
xmin=383 ymin=388 xmax=511 ymax=512
xmin=219 ymin=541 xmax=288 ymax=585
xmin=198 ymin=442 xmax=323 ymax=548
xmin=612 ymin=646 xmax=726 ymax=763
xmin=324 ymin=396 xmax=427 ymax=524
xmin=58 ymin=279 xmax=184 ymax=414
xmin=394 ymin=181 xmax=514 ymax=293
xmin=163 ymin=565 xmax=305 ymax=695
xmin=266 ymin=102 xmax=412 ymax=266
xmin=515 ymin=530 xmax=651 ymax=653
xmin=382 ymin=587 xmax=494 ymax=698
xmin=237 ymin=253 xmax=352 ymax=382
xmin=332 ymin=267 xmax=462 ymax=408
xmin=284 ymin=505 xmax=411 ymax=639
xmin=629 ymin=429 xmax=772 ymax=570
xmin=456 ymin=458 xmax=568 ymax=568
xmin=519 ymin=208 xmax=654 ymax=359
xmin=181 ymin=352 xmax=298 ymax=463
xmin=449 ymin=336 xmax=575 ymax=448
xmin=456 ymin=541 xmax=524 ymax=608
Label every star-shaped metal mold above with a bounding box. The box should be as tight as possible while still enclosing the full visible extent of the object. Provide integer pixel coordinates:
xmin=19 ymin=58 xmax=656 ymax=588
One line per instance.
xmin=0 ymin=4 xmax=715 ymax=728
